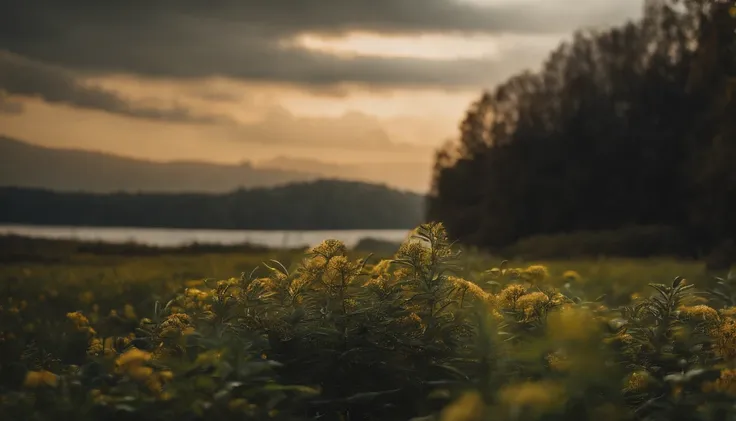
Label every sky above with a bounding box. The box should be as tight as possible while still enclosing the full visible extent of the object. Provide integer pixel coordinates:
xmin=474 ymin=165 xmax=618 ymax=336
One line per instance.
xmin=0 ymin=0 xmax=645 ymax=169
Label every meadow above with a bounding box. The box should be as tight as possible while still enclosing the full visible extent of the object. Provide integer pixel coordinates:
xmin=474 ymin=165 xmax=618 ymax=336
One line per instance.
xmin=1 ymin=223 xmax=734 ymax=421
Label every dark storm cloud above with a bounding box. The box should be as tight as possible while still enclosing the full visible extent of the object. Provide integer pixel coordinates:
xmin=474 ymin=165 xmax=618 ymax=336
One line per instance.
xmin=0 ymin=0 xmax=643 ymax=88
xmin=0 ymin=50 xmax=229 ymax=123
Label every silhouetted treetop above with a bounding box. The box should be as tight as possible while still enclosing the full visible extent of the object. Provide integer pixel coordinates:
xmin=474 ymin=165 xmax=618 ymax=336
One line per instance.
xmin=429 ymin=0 xmax=736 ymax=256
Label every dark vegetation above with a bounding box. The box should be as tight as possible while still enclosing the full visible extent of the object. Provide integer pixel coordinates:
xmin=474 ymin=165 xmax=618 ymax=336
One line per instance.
xmin=429 ymin=0 xmax=736 ymax=261
xmin=0 ymin=180 xmax=424 ymax=230
xmin=0 ymin=223 xmax=735 ymax=421
xmin=0 ymin=235 xmax=277 ymax=263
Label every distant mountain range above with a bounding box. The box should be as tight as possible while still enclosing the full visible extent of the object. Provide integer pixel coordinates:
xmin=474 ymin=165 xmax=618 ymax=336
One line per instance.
xmin=0 ymin=137 xmax=431 ymax=193
xmin=0 ymin=180 xmax=426 ymax=230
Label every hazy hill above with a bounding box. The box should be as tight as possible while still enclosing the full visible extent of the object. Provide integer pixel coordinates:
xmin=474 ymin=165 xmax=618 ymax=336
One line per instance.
xmin=0 ymin=136 xmax=318 ymax=193
xmin=0 ymin=137 xmax=431 ymax=193
xmin=256 ymin=156 xmax=431 ymax=193
xmin=0 ymin=180 xmax=426 ymax=230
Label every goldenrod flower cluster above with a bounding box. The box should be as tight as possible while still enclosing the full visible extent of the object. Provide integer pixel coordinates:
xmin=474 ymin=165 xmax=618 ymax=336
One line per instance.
xmin=679 ymin=305 xmax=720 ymax=324
xmin=67 ymin=311 xmax=96 ymax=337
xmin=23 ymin=370 xmax=59 ymax=389
xmin=159 ymin=313 xmax=195 ymax=339
xmin=498 ymin=381 xmax=566 ymax=416
xmin=702 ymin=369 xmax=736 ymax=396
xmin=114 ymin=348 xmax=173 ymax=400
xmin=624 ymin=371 xmax=650 ymax=392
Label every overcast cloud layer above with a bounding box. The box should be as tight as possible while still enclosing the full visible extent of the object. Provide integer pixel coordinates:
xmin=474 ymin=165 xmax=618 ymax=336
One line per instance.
xmin=0 ymin=0 xmax=644 ymax=87
xmin=0 ymin=51 xmax=226 ymax=123
xmin=0 ymin=0 xmax=646 ymax=161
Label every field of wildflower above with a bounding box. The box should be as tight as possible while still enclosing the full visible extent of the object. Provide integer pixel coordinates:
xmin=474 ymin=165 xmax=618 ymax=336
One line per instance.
xmin=1 ymin=223 xmax=735 ymax=421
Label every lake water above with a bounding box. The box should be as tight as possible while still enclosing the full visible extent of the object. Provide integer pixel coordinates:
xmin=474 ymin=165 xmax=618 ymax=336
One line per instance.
xmin=0 ymin=224 xmax=412 ymax=249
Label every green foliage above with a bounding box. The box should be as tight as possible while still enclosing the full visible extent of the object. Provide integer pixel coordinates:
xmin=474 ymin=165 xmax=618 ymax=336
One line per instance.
xmin=429 ymin=0 xmax=736 ymax=258
xmin=503 ymin=226 xmax=691 ymax=260
xmin=2 ymin=223 xmax=736 ymax=421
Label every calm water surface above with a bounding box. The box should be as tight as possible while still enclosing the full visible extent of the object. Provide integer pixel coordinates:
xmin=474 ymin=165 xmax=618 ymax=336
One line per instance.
xmin=0 ymin=224 xmax=411 ymax=249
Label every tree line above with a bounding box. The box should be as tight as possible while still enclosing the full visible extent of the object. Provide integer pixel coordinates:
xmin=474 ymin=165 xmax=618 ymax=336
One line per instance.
xmin=0 ymin=180 xmax=425 ymax=230
xmin=429 ymin=0 xmax=736 ymax=258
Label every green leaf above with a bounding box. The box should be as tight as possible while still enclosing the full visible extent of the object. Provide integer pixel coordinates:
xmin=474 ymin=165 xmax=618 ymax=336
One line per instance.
xmin=263 ymin=384 xmax=321 ymax=396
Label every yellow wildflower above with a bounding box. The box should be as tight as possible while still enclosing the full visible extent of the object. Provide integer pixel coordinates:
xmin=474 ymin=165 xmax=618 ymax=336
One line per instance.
xmin=440 ymin=391 xmax=485 ymax=421
xmin=498 ymin=284 xmax=527 ymax=309
xmin=624 ymin=371 xmax=650 ymax=392
xmin=562 ymin=270 xmax=583 ymax=283
xmin=396 ymin=241 xmax=430 ymax=265
xmin=398 ymin=312 xmax=425 ymax=333
xmin=185 ymin=288 xmax=209 ymax=300
xmin=450 ymin=276 xmax=490 ymax=303
xmin=498 ymin=381 xmax=566 ymax=414
xmin=721 ymin=307 xmax=736 ymax=318
xmin=67 ymin=310 xmax=96 ymax=337
xmin=128 ymin=366 xmax=154 ymax=382
xmin=23 ymin=370 xmax=59 ymax=388
xmin=67 ymin=311 xmax=90 ymax=329
xmin=522 ymin=265 xmax=549 ymax=284
xmin=702 ymin=369 xmax=736 ymax=396
xmin=310 ymin=239 xmax=347 ymax=258
xmin=217 ymin=278 xmax=238 ymax=290
xmin=516 ymin=292 xmax=550 ymax=321
xmin=505 ymin=268 xmax=522 ymax=280
xmin=365 ymin=276 xmax=390 ymax=296
xmin=103 ymin=337 xmax=119 ymax=356
xmin=679 ymin=305 xmax=720 ymax=324
xmin=710 ymin=318 xmax=736 ymax=360
xmin=547 ymin=305 xmax=600 ymax=342
xmin=159 ymin=313 xmax=195 ymax=338
xmin=184 ymin=279 xmax=204 ymax=288
xmin=115 ymin=348 xmax=152 ymax=374
xmin=325 ymin=255 xmax=360 ymax=284
xmin=87 ymin=338 xmax=104 ymax=356
xmin=489 ymin=308 xmax=504 ymax=322
xmin=393 ymin=267 xmax=414 ymax=280
xmin=371 ymin=259 xmax=393 ymax=276
xmin=549 ymin=292 xmax=567 ymax=306
xmin=159 ymin=370 xmax=174 ymax=382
